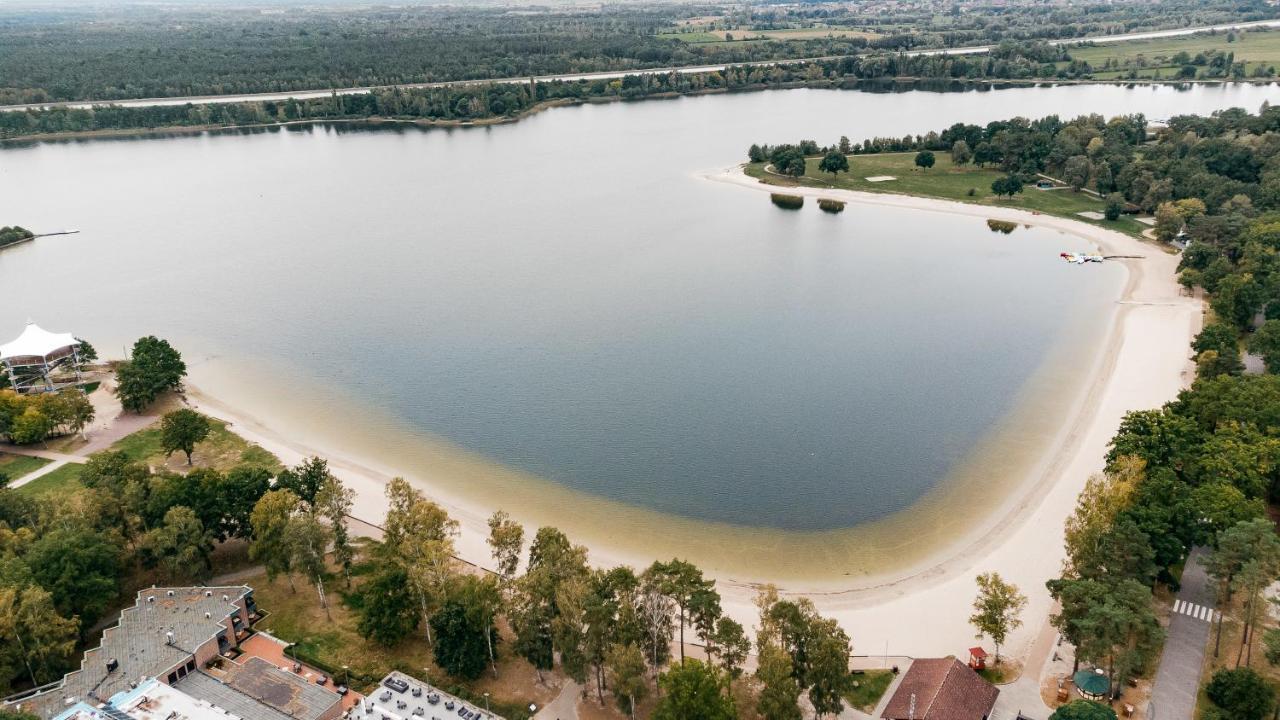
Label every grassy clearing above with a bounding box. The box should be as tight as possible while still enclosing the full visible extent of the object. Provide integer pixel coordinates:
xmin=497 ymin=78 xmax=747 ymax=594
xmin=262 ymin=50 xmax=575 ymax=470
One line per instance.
xmin=844 ymin=669 xmax=895 ymax=712
xmin=747 ymin=152 xmax=1150 ymax=237
xmin=14 ymin=461 xmax=84 ymax=497
xmin=109 ymin=417 xmax=282 ymax=473
xmin=248 ymin=562 xmax=553 ymax=720
xmin=1065 ymin=30 xmax=1280 ymax=78
xmin=0 ymin=453 xmax=51 ymax=481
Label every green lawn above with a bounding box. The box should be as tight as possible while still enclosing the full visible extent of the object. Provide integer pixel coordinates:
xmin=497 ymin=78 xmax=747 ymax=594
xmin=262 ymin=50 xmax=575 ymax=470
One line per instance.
xmin=1065 ymin=29 xmax=1280 ymax=78
xmin=748 ymin=152 xmax=1149 ymax=237
xmin=844 ymin=669 xmax=895 ymax=712
xmin=0 ymin=453 xmax=52 ymax=482
xmin=14 ymin=461 xmax=84 ymax=497
xmin=109 ymin=418 xmax=281 ymax=473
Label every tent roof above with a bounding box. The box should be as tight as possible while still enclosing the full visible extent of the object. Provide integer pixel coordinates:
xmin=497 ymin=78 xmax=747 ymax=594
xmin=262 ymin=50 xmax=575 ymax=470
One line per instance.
xmin=0 ymin=322 xmax=78 ymax=361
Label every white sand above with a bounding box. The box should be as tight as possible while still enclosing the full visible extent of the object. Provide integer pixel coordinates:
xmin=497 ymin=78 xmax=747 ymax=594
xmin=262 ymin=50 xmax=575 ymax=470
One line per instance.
xmin=188 ymin=166 xmax=1201 ymax=663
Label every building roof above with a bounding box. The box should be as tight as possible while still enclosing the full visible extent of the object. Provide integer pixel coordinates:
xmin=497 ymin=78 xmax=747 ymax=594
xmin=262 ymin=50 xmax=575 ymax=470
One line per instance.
xmin=0 ymin=322 xmax=78 ymax=361
xmin=881 ymin=657 xmax=999 ymax=720
xmin=188 ymin=657 xmax=339 ymax=720
xmin=7 ymin=586 xmax=252 ymax=719
xmin=173 ymin=672 xmax=297 ymax=720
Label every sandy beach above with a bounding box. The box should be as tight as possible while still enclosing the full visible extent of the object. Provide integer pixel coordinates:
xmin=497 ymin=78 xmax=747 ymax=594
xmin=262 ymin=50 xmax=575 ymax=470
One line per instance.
xmin=185 ymin=166 xmax=1201 ymax=662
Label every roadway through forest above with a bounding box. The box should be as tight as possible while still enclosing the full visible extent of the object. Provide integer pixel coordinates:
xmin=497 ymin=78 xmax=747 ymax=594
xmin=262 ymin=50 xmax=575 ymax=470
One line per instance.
xmin=3 ymin=18 xmax=1279 ymax=113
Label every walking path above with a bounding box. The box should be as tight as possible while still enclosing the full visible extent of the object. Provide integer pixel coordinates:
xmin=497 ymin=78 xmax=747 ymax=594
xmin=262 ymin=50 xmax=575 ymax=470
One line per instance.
xmin=0 ymin=376 xmax=161 ymax=488
xmin=992 ymin=613 xmax=1060 ymax=720
xmin=8 ymin=456 xmax=71 ymax=488
xmin=532 ymin=680 xmax=580 ymax=720
xmin=1149 ymin=547 xmax=1216 ymax=720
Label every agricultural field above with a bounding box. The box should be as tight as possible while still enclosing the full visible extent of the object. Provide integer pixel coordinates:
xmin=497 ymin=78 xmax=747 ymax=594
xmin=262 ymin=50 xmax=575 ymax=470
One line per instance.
xmin=659 ymin=26 xmax=879 ymax=44
xmin=1065 ymin=29 xmax=1280 ymax=78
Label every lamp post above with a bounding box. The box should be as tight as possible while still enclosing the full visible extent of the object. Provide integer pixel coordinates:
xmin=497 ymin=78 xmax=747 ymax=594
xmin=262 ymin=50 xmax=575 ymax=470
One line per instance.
xmin=342 ymin=665 xmax=349 ymax=687
xmin=483 ymin=693 xmax=490 ymax=713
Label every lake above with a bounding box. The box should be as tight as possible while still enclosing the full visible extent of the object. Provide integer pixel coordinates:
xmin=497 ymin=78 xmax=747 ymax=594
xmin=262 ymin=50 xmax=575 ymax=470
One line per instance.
xmin=0 ymin=83 xmax=1274 ymax=570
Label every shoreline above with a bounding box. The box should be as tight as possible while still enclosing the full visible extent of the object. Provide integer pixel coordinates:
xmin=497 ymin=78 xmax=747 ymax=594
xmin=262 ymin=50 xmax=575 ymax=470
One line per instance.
xmin=4 ymin=76 xmax=1278 ymax=145
xmin=182 ymin=166 xmax=1201 ymax=660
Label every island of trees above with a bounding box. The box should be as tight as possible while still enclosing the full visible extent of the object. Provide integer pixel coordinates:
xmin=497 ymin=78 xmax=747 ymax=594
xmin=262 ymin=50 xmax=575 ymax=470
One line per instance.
xmin=0 ymin=227 xmax=33 ymax=250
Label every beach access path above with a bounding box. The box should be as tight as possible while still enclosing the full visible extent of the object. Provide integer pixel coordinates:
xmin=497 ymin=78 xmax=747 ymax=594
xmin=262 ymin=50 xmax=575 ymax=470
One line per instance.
xmin=1149 ymin=547 xmax=1216 ymax=720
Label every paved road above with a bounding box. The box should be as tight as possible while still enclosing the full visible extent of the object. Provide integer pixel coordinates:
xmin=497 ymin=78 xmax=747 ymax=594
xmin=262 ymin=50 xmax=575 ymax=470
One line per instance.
xmin=4 ymin=19 xmax=1278 ymax=112
xmin=1150 ymin=547 xmax=1217 ymax=720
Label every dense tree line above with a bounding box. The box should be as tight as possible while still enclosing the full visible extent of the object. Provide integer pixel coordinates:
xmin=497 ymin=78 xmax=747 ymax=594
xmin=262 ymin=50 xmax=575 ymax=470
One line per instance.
xmin=326 ymin=478 xmax=865 ymax=719
xmin=0 ymin=37 xmax=1251 ymax=141
xmin=0 ymin=390 xmax=94 ymax=445
xmin=0 ymin=1 xmax=1270 ymax=105
xmin=0 ymin=421 xmax=321 ymax=694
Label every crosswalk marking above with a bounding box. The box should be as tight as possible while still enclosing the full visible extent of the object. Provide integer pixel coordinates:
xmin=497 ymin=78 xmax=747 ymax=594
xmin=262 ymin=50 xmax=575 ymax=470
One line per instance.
xmin=1173 ymin=599 xmax=1219 ymax=623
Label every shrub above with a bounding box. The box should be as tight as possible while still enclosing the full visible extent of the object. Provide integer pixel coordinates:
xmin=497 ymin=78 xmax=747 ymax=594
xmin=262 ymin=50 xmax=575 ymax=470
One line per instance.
xmin=1104 ymin=193 xmax=1125 ymax=221
xmin=967 ymin=188 xmax=977 ymax=196
xmin=987 ymin=219 xmax=1017 ymax=234
xmin=818 ymin=198 xmax=845 ymax=214
xmin=771 ymin=193 xmax=804 ymax=210
xmin=1205 ymin=667 xmax=1275 ymax=720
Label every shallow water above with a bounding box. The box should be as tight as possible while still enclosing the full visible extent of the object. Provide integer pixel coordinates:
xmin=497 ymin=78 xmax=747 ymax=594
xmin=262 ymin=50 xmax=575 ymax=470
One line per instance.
xmin=0 ymin=83 xmax=1271 ymax=539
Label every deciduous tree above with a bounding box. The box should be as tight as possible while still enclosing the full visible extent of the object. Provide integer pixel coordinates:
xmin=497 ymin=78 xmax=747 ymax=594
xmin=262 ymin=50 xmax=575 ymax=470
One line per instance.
xmin=818 ymin=150 xmax=848 ymax=178
xmin=140 ymin=506 xmax=215 ymax=581
xmin=755 ymin=641 xmax=802 ymax=720
xmin=970 ymin=572 xmax=1026 ymax=663
xmin=159 ymin=409 xmax=210 ymax=465
xmin=607 ymin=643 xmax=648 ymax=719
xmin=487 ymin=509 xmax=524 ymax=581
xmin=653 ymin=659 xmax=735 ymax=720
xmin=115 ymin=336 xmax=186 ymax=412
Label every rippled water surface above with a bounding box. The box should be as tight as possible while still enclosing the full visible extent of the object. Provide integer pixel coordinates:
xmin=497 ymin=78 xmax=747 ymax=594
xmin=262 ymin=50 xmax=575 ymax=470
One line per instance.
xmin=1 ymin=83 xmax=1273 ymax=532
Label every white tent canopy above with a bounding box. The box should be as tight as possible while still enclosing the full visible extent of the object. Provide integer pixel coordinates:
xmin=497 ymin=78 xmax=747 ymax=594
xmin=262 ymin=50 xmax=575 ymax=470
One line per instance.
xmin=0 ymin=322 xmax=79 ymax=361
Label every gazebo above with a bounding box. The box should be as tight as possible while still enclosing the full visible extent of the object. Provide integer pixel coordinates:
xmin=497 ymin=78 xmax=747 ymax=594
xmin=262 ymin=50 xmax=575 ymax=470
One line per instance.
xmin=0 ymin=322 xmax=84 ymax=393
xmin=1073 ymin=668 xmax=1110 ymax=700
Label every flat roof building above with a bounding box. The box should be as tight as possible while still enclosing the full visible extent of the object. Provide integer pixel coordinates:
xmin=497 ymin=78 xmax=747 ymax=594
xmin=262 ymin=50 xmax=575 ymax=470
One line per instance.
xmin=3 ymin=584 xmax=344 ymax=720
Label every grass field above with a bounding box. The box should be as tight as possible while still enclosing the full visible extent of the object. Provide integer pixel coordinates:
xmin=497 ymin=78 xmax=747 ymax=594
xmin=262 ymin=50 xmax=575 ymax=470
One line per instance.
xmin=844 ymin=669 xmax=895 ymax=712
xmin=109 ymin=417 xmax=282 ymax=473
xmin=0 ymin=452 xmax=51 ymax=482
xmin=14 ymin=461 xmax=84 ymax=497
xmin=1066 ymin=29 xmax=1280 ymax=79
xmin=747 ymin=152 xmax=1150 ymax=237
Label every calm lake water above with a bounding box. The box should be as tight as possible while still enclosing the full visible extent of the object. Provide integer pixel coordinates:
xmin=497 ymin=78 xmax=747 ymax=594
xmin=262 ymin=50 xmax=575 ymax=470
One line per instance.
xmin=0 ymin=83 xmax=1274 ymax=537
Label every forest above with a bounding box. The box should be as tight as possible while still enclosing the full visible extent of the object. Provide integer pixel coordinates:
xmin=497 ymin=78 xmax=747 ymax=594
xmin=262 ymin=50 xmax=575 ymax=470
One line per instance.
xmin=0 ymin=0 xmax=1274 ymax=105
xmin=5 ymin=34 xmax=1272 ymax=141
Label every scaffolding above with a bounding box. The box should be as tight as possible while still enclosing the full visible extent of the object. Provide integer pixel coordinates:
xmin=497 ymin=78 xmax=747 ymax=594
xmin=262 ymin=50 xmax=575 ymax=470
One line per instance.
xmin=0 ymin=322 xmax=84 ymax=394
